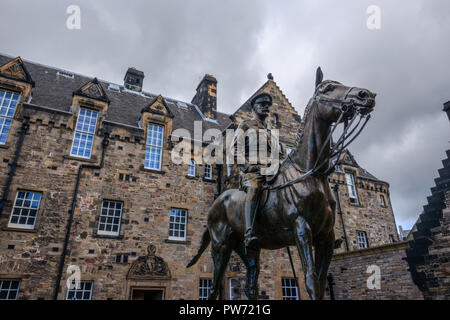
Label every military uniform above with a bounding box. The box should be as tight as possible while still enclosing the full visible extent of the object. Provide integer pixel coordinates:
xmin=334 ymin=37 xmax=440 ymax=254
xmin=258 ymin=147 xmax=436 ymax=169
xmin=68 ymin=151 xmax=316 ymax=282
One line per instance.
xmin=229 ymin=93 xmax=278 ymax=250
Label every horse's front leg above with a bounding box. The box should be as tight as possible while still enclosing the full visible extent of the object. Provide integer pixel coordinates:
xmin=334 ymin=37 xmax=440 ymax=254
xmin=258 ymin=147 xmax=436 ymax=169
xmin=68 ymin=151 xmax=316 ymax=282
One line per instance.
xmin=294 ymin=216 xmax=319 ymax=300
xmin=314 ymin=229 xmax=334 ymax=299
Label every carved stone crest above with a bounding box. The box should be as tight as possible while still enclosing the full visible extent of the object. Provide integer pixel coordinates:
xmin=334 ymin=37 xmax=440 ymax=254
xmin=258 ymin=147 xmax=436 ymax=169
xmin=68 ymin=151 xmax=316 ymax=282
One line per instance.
xmin=126 ymin=244 xmax=171 ymax=280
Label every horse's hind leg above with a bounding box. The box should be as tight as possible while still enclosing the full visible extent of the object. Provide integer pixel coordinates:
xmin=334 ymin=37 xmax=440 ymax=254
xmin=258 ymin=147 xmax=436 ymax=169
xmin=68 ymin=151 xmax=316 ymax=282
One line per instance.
xmin=294 ymin=216 xmax=319 ymax=300
xmin=314 ymin=230 xmax=334 ymax=299
xmin=209 ymin=241 xmax=232 ymax=300
xmin=235 ymin=243 xmax=261 ymax=300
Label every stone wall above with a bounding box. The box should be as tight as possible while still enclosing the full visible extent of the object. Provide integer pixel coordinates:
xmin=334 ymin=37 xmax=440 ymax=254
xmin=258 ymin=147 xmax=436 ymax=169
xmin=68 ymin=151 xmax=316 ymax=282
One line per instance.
xmin=325 ymin=242 xmax=423 ymax=300
xmin=414 ymin=190 xmax=450 ymax=299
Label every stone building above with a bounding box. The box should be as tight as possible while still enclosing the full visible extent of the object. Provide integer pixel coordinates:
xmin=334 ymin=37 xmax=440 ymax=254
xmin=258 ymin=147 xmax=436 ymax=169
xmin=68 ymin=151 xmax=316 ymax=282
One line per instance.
xmin=404 ymin=102 xmax=450 ymax=300
xmin=0 ymin=53 xmax=419 ymax=300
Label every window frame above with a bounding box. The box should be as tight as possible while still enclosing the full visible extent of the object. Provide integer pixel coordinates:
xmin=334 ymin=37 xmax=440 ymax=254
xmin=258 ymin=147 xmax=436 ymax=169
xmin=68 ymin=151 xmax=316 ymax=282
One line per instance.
xmin=168 ymin=208 xmax=188 ymax=241
xmin=345 ymin=172 xmax=359 ymax=205
xmin=145 ymin=123 xmax=164 ymax=171
xmin=380 ymin=194 xmax=386 ymax=207
xmin=8 ymin=190 xmax=42 ymax=230
xmin=97 ymin=200 xmax=123 ymax=237
xmin=0 ymin=279 xmax=21 ymax=300
xmin=70 ymin=107 xmax=98 ymax=159
xmin=199 ymin=278 xmax=212 ymax=300
xmin=229 ymin=278 xmax=241 ymax=300
xmin=281 ymin=277 xmax=299 ymax=300
xmin=204 ymin=164 xmax=212 ymax=180
xmin=188 ymin=160 xmax=196 ymax=177
xmin=66 ymin=280 xmax=94 ymax=300
xmin=0 ymin=89 xmax=20 ymax=145
xmin=357 ymin=231 xmax=369 ymax=249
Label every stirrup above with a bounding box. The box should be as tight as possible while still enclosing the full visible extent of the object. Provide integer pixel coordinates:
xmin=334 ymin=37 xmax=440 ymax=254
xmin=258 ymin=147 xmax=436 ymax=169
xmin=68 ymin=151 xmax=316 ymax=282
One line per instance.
xmin=244 ymin=230 xmax=259 ymax=250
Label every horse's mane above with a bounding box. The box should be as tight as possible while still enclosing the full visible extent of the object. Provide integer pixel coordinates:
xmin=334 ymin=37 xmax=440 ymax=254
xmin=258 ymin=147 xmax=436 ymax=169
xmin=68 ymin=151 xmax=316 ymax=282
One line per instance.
xmin=294 ymin=97 xmax=316 ymax=149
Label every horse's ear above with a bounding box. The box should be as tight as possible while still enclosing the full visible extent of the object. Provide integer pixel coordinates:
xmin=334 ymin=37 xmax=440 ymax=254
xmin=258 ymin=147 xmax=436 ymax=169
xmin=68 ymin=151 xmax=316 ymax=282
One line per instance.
xmin=315 ymin=67 xmax=323 ymax=88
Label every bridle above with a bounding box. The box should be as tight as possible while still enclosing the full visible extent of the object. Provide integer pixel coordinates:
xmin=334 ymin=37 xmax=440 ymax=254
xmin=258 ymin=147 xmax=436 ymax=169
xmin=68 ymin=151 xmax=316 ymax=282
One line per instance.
xmin=264 ymin=84 xmax=372 ymax=191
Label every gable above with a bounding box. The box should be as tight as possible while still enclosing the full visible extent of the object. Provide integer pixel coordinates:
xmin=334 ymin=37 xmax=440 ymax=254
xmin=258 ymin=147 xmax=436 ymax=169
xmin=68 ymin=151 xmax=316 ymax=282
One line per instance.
xmin=73 ymin=77 xmax=110 ymax=103
xmin=141 ymin=95 xmax=174 ymax=118
xmin=0 ymin=56 xmax=34 ymax=85
xmin=340 ymin=149 xmax=359 ymax=167
xmin=232 ymin=78 xmax=301 ymax=146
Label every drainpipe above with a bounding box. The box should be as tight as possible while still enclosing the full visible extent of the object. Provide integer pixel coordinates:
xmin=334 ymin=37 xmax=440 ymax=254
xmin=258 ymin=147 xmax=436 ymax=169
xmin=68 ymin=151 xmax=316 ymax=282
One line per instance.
xmin=53 ymin=131 xmax=110 ymax=300
xmin=333 ymin=184 xmax=349 ymax=252
xmin=0 ymin=118 xmax=30 ymax=218
xmin=216 ymin=164 xmax=223 ymax=196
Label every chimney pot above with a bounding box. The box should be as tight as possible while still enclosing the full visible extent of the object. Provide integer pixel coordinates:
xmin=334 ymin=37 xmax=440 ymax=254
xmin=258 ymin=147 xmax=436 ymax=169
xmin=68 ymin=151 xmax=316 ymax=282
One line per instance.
xmin=124 ymin=67 xmax=144 ymax=92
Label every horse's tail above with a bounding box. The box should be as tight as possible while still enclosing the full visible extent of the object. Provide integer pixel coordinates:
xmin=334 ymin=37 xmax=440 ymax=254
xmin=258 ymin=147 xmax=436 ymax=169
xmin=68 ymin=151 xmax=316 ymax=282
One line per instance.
xmin=186 ymin=229 xmax=211 ymax=268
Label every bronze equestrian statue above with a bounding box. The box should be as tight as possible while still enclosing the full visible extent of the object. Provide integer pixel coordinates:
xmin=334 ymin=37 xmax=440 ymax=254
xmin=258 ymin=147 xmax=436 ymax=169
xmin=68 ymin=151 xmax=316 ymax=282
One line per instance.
xmin=187 ymin=68 xmax=376 ymax=300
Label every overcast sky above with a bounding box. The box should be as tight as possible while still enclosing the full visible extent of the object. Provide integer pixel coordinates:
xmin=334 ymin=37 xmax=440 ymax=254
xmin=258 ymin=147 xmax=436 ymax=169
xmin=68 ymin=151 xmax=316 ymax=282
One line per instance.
xmin=1 ymin=0 xmax=449 ymax=230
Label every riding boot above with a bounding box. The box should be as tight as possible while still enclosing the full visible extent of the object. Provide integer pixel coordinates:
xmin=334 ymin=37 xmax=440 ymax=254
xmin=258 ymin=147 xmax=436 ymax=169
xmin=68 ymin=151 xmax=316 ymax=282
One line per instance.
xmin=244 ymin=201 xmax=258 ymax=250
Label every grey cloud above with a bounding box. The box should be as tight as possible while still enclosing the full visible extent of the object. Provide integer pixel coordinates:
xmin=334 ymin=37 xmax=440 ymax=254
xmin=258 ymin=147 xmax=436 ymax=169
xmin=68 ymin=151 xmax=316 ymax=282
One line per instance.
xmin=0 ymin=0 xmax=448 ymax=230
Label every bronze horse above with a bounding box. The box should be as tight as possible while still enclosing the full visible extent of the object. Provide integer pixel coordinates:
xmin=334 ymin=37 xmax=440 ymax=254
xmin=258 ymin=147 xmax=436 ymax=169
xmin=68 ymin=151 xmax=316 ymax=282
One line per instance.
xmin=187 ymin=68 xmax=376 ymax=300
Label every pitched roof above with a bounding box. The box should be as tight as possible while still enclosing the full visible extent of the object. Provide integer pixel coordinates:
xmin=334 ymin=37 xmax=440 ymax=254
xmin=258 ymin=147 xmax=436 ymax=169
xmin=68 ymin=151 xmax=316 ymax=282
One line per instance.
xmin=334 ymin=149 xmax=381 ymax=182
xmin=0 ymin=53 xmax=231 ymax=135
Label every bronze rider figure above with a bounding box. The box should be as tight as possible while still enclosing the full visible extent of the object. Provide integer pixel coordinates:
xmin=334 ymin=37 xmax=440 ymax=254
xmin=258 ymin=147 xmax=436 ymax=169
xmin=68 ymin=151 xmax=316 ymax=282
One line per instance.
xmin=231 ymin=92 xmax=277 ymax=251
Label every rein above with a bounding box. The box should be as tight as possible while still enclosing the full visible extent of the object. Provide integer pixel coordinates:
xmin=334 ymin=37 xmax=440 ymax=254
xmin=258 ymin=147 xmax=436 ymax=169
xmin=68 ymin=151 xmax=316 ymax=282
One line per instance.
xmin=263 ymin=88 xmax=371 ymax=191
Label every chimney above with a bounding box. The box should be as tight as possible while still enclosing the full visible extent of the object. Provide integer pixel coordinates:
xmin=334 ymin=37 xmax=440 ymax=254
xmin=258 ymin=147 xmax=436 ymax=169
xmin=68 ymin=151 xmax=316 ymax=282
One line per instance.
xmin=191 ymin=74 xmax=217 ymax=119
xmin=124 ymin=67 xmax=144 ymax=92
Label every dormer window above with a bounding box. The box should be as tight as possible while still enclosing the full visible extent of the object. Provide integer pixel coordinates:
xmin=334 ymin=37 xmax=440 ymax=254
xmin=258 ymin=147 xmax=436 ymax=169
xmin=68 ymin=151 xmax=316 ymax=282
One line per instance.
xmin=145 ymin=123 xmax=164 ymax=170
xmin=0 ymin=89 xmax=20 ymax=144
xmin=70 ymin=108 xmax=98 ymax=158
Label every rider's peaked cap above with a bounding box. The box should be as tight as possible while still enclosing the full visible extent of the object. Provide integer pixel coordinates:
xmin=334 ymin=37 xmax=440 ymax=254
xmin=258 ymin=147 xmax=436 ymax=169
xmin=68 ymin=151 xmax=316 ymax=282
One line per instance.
xmin=251 ymin=93 xmax=272 ymax=108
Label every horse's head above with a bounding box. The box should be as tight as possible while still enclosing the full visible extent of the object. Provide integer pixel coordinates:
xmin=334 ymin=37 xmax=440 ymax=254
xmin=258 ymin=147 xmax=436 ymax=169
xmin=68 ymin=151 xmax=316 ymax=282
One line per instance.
xmin=313 ymin=67 xmax=376 ymax=123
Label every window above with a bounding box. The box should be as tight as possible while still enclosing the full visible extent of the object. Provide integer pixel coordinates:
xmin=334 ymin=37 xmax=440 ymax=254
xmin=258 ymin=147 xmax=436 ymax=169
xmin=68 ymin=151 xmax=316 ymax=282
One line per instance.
xmin=169 ymin=208 xmax=187 ymax=241
xmin=204 ymin=164 xmax=212 ymax=179
xmin=188 ymin=160 xmax=196 ymax=177
xmin=66 ymin=281 xmax=93 ymax=300
xmin=389 ymin=234 xmax=395 ymax=243
xmin=0 ymin=90 xmax=20 ymax=144
xmin=345 ymin=172 xmax=359 ymax=204
xmin=357 ymin=231 xmax=369 ymax=249
xmin=281 ymin=278 xmax=299 ymax=300
xmin=229 ymin=278 xmax=241 ymax=300
xmin=0 ymin=279 xmax=20 ymax=300
xmin=97 ymin=200 xmax=123 ymax=236
xmin=145 ymin=123 xmax=164 ymax=170
xmin=70 ymin=108 xmax=98 ymax=158
xmin=8 ymin=191 xmax=42 ymax=229
xmin=227 ymin=164 xmax=232 ymax=177
xmin=380 ymin=194 xmax=386 ymax=207
xmin=199 ymin=278 xmax=212 ymax=300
